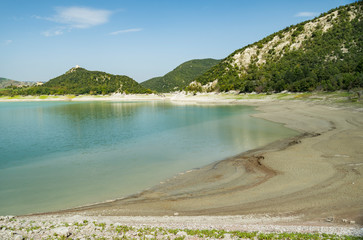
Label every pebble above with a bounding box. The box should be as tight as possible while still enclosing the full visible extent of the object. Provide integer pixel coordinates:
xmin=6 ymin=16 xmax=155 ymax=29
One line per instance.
xmin=176 ymin=231 xmax=187 ymax=236
xmin=224 ymin=233 xmax=233 ymax=240
xmin=52 ymin=227 xmax=71 ymax=237
xmin=13 ymin=234 xmax=24 ymax=240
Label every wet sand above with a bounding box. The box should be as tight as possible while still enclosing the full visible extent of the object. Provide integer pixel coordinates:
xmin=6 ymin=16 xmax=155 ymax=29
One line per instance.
xmin=41 ymin=99 xmax=362 ymax=226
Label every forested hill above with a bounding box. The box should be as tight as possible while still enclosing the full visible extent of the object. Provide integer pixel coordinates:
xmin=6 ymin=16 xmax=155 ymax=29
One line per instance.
xmin=191 ymin=1 xmax=363 ymax=93
xmin=42 ymin=67 xmax=148 ymax=95
xmin=141 ymin=58 xmax=220 ymax=92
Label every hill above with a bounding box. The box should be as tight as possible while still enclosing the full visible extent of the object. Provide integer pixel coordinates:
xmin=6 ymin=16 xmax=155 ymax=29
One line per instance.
xmin=41 ymin=66 xmax=149 ymax=95
xmin=190 ymin=1 xmax=363 ymax=93
xmin=0 ymin=67 xmax=150 ymax=96
xmin=141 ymin=59 xmax=220 ymax=92
xmin=0 ymin=78 xmax=31 ymax=88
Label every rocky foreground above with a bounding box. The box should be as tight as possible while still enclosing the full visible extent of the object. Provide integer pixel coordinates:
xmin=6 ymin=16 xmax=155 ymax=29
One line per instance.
xmin=1 ymin=215 xmax=362 ymax=240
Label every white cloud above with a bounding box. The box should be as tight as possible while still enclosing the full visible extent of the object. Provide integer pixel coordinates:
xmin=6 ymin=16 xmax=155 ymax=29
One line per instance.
xmin=295 ymin=12 xmax=318 ymax=17
xmin=50 ymin=6 xmax=112 ymax=29
xmin=42 ymin=28 xmax=64 ymax=37
xmin=110 ymin=28 xmax=143 ymax=35
xmin=5 ymin=40 xmax=13 ymax=45
xmin=38 ymin=6 xmax=112 ymax=36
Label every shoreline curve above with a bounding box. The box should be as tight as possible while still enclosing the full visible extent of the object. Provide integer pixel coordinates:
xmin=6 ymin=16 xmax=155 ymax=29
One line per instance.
xmin=27 ymin=99 xmax=363 ymax=227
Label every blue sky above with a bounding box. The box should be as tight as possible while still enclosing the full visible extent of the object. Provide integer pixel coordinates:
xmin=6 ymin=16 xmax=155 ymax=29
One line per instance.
xmin=0 ymin=0 xmax=355 ymax=83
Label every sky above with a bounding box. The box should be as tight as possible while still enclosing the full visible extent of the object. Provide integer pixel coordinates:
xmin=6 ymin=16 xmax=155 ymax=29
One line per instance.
xmin=0 ymin=0 xmax=355 ymax=83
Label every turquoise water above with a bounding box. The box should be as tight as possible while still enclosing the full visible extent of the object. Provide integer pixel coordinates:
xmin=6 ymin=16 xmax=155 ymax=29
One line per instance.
xmin=0 ymin=101 xmax=297 ymax=215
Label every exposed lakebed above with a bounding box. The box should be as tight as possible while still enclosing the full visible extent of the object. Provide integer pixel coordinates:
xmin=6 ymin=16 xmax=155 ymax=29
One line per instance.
xmin=0 ymin=101 xmax=297 ymax=215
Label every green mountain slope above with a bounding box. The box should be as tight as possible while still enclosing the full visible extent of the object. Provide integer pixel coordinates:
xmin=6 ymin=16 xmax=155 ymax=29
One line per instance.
xmin=141 ymin=58 xmax=220 ymax=92
xmin=42 ymin=67 xmax=148 ymax=95
xmin=192 ymin=1 xmax=363 ymax=93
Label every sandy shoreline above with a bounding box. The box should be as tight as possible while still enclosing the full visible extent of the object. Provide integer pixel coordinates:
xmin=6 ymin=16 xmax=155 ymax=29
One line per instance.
xmin=2 ymin=94 xmax=362 ymax=235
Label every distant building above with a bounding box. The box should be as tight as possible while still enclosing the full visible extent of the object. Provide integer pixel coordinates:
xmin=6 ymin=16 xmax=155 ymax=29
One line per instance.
xmin=36 ymin=82 xmax=44 ymax=86
xmin=75 ymin=65 xmax=80 ymax=68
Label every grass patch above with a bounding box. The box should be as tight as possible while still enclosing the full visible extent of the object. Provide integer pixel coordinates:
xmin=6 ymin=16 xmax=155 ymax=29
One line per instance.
xmin=8 ymin=95 xmax=22 ymax=99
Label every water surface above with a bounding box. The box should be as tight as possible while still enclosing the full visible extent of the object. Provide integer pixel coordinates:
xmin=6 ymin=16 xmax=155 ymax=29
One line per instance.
xmin=0 ymin=101 xmax=297 ymax=215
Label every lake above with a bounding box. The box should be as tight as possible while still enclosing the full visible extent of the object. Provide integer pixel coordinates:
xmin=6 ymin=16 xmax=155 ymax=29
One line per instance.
xmin=0 ymin=101 xmax=297 ymax=215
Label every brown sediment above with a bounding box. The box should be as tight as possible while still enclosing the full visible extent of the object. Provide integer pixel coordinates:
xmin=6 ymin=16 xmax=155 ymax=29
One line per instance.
xmin=37 ymin=100 xmax=363 ymax=226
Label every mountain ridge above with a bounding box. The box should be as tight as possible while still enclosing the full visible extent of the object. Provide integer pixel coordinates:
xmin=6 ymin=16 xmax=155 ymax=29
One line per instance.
xmin=141 ymin=58 xmax=220 ymax=92
xmin=190 ymin=1 xmax=362 ymax=93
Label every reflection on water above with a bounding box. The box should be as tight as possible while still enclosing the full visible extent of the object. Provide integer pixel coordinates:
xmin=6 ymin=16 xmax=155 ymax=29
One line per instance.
xmin=0 ymin=101 xmax=297 ymax=215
